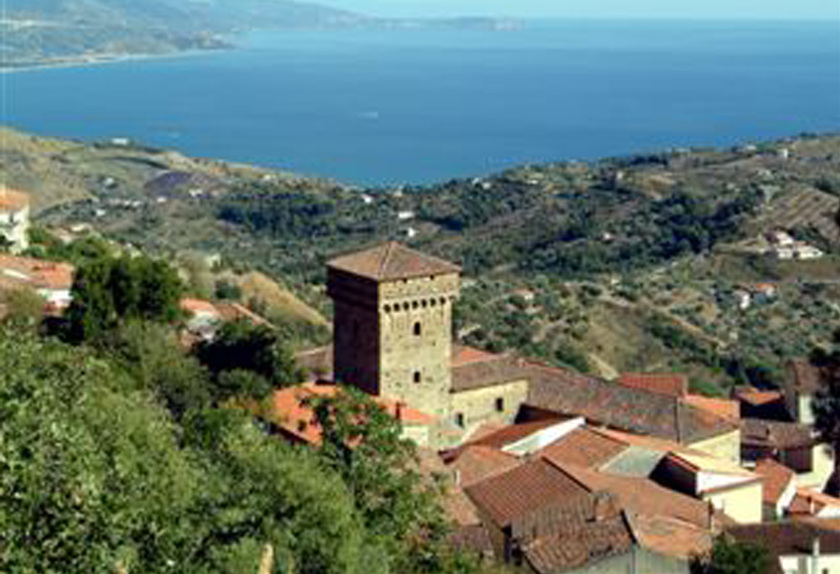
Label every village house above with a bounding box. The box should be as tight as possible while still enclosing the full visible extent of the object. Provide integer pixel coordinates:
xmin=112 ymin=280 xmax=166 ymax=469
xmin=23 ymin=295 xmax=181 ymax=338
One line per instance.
xmin=180 ymin=298 xmax=272 ymax=344
xmin=283 ymin=243 xmax=743 ymax=454
xmin=0 ymin=187 xmax=31 ymax=254
xmin=0 ymin=254 xmax=74 ymax=312
xmin=754 ymin=459 xmax=798 ymax=521
xmin=728 ymin=520 xmax=840 ymax=574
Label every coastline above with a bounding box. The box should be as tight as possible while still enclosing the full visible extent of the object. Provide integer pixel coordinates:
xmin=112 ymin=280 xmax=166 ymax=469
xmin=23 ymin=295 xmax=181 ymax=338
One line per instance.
xmin=0 ymin=48 xmax=225 ymax=75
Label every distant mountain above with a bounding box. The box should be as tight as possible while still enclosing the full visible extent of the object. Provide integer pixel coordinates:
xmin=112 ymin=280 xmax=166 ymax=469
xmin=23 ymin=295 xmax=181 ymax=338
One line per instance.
xmin=0 ymin=0 xmax=520 ymax=68
xmin=0 ymin=0 xmax=369 ymax=68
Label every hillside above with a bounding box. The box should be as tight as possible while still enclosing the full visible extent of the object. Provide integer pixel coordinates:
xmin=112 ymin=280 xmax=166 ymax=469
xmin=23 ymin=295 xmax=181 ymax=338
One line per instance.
xmin=1 ymin=0 xmax=367 ymax=68
xmin=8 ymin=128 xmax=840 ymax=392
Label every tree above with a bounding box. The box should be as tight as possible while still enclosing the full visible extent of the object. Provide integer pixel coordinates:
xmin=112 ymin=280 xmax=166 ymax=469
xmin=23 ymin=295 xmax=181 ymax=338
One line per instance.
xmin=809 ymin=331 xmax=840 ymax=495
xmin=64 ymin=255 xmax=184 ymax=344
xmin=195 ymin=321 xmax=303 ymax=401
xmin=0 ymin=287 xmax=45 ymax=329
xmin=693 ymin=536 xmax=770 ymax=574
xmin=110 ymin=322 xmax=211 ymax=419
xmin=310 ymin=388 xmax=456 ymax=573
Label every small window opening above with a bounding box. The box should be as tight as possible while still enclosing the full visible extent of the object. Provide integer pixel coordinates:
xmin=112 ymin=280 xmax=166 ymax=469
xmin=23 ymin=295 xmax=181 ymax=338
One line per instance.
xmin=413 ymin=371 xmax=422 ymax=384
xmin=455 ymin=413 xmax=465 ymax=428
xmin=495 ymin=398 xmax=505 ymax=413
xmin=413 ymin=322 xmax=422 ymax=336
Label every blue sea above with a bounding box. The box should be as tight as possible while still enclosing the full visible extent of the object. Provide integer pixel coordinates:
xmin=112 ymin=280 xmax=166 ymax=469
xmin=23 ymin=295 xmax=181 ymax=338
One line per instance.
xmin=4 ymin=20 xmax=840 ymax=185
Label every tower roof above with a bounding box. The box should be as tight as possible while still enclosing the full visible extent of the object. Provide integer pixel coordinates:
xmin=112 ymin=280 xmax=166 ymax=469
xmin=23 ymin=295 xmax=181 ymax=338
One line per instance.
xmin=327 ymin=242 xmax=460 ymax=282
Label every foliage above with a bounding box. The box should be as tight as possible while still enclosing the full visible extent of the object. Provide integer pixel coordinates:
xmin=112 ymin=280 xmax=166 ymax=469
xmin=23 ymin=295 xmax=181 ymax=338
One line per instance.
xmin=310 ymin=387 xmax=459 ymax=573
xmin=215 ymin=278 xmax=242 ymax=300
xmin=0 ymin=329 xmax=467 ymax=574
xmin=64 ymin=254 xmax=183 ymax=343
xmin=0 ymin=288 xmax=45 ymax=330
xmin=809 ymin=331 xmax=840 ymax=494
xmin=692 ymin=536 xmax=770 ymax=574
xmin=195 ymin=321 xmax=304 ymax=400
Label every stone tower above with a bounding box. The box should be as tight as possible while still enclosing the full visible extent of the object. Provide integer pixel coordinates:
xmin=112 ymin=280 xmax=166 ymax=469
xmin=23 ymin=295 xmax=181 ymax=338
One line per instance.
xmin=327 ymin=242 xmax=460 ymax=420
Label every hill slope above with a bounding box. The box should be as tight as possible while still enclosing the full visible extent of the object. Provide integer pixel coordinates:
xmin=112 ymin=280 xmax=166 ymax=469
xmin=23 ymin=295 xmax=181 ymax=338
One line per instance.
xmin=8 ymin=128 xmax=840 ymax=391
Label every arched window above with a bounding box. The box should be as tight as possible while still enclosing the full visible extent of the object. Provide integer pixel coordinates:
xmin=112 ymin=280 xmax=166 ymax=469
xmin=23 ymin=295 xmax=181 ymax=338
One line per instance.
xmin=413 ymin=322 xmax=422 ymax=336
xmin=413 ymin=371 xmax=421 ymax=384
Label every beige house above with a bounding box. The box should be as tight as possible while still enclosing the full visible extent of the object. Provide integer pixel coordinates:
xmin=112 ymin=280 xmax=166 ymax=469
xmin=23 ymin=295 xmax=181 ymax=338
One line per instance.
xmin=0 ymin=188 xmax=30 ymax=254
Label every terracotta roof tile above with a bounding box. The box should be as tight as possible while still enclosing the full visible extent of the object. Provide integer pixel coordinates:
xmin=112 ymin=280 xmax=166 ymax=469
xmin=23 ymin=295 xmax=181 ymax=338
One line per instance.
xmin=741 ymin=419 xmax=813 ymax=450
xmin=735 ymin=388 xmax=786 ymax=407
xmin=451 ymin=354 xmax=529 ymax=392
xmin=0 ymin=255 xmax=74 ymax=291
xmin=267 ymin=383 xmax=435 ymax=445
xmin=0 ymin=188 xmax=30 ymax=211
xmin=328 ymin=242 xmax=460 ymax=282
xmin=728 ymin=521 xmax=840 ymax=574
xmin=538 ymin=427 xmax=628 ymax=469
xmin=526 ymin=363 xmax=737 ymax=444
xmin=684 ymin=395 xmax=740 ymax=421
xmin=447 ymin=445 xmax=522 ymax=488
xmin=628 ymin=514 xmax=712 ymax=560
xmin=616 ymin=373 xmax=688 ymax=398
xmin=755 ymin=459 xmax=797 ymax=506
xmin=464 ymin=458 xmax=591 ymax=528
xmin=180 ymin=298 xmax=220 ymax=317
xmin=789 ymin=488 xmax=840 ymax=517
xmin=555 ymin=462 xmax=713 ymax=529
xmin=522 ymin=513 xmax=634 ymax=574
xmin=451 ymin=417 xmax=571 ymax=453
xmin=451 ymin=345 xmax=500 ymax=367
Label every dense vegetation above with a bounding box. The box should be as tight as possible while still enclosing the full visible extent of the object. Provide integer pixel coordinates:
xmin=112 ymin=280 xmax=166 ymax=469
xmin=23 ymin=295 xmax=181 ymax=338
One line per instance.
xmin=0 ymin=255 xmax=483 ymax=573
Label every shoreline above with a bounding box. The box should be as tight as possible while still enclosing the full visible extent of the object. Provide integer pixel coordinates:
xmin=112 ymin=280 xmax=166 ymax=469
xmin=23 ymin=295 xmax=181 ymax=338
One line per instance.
xmin=0 ymin=48 xmax=224 ymax=75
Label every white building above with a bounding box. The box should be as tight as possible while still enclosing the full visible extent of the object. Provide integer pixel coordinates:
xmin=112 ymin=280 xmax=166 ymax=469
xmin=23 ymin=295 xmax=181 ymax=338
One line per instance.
xmin=0 ymin=188 xmax=31 ymax=254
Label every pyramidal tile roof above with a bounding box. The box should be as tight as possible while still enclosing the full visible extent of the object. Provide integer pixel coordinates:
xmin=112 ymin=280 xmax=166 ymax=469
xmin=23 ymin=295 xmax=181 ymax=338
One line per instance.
xmin=328 ymin=242 xmax=461 ymax=282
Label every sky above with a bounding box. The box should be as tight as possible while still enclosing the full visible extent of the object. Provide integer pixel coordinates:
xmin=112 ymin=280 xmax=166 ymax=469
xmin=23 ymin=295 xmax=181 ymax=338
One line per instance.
xmin=323 ymin=0 xmax=840 ymax=20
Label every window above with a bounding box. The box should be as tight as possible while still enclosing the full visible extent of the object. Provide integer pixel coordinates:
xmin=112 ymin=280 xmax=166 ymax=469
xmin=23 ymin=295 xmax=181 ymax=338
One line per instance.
xmin=413 ymin=322 xmax=422 ymax=336
xmin=455 ymin=413 xmax=465 ymax=428
xmin=413 ymin=371 xmax=421 ymax=384
xmin=495 ymin=398 xmax=505 ymax=413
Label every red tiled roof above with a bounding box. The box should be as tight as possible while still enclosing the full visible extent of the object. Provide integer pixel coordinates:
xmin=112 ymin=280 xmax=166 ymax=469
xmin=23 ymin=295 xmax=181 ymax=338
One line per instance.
xmin=683 ymin=395 xmax=740 ymax=421
xmin=525 ymin=362 xmax=738 ymax=444
xmin=452 ymin=417 xmax=572 ymax=453
xmin=0 ymin=188 xmax=30 ymax=211
xmin=728 ymin=521 xmax=840 ymax=574
xmin=464 ymin=459 xmax=591 ymax=528
xmin=629 ymin=514 xmax=712 ymax=560
xmin=789 ymin=488 xmax=840 ymax=517
xmin=538 ymin=427 xmax=628 ymax=469
xmin=735 ymin=388 xmax=785 ymax=407
xmin=451 ymin=345 xmax=500 ymax=367
xmin=451 ymin=354 xmax=528 ymax=393
xmin=180 ymin=298 xmax=220 ymax=317
xmin=0 ymin=254 xmax=74 ymax=291
xmin=556 ymin=462 xmax=713 ymax=529
xmin=447 ymin=445 xmax=522 ymax=488
xmin=741 ymin=418 xmax=813 ymax=450
xmin=328 ymin=242 xmax=460 ymax=282
xmin=267 ymin=383 xmax=436 ymax=445
xmin=616 ymin=373 xmax=688 ymax=398
xmin=522 ymin=512 xmax=635 ymax=574
xmin=755 ymin=459 xmax=796 ymax=506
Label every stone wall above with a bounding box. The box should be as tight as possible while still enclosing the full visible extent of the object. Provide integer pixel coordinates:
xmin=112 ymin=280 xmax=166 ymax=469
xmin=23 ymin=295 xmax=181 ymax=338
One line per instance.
xmin=452 ymin=379 xmax=530 ymax=434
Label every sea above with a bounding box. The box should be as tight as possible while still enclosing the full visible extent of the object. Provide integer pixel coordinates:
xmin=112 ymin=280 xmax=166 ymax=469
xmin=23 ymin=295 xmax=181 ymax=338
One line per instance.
xmin=3 ymin=20 xmax=840 ymax=186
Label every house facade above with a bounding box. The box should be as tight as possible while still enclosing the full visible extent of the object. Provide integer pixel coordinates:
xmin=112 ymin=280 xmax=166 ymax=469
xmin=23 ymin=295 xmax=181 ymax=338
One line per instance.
xmin=0 ymin=188 xmax=30 ymax=254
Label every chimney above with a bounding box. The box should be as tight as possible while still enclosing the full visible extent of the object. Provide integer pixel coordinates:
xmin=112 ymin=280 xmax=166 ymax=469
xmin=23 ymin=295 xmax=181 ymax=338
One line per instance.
xmin=593 ymin=492 xmax=614 ymax=522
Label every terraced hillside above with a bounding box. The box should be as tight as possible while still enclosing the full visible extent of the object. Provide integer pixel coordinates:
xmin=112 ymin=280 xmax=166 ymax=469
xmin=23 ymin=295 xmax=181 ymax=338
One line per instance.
xmin=5 ymin=128 xmax=840 ymax=391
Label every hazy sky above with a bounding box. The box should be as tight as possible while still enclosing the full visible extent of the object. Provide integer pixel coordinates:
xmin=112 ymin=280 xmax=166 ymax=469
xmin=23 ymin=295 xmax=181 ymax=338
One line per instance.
xmin=325 ymin=0 xmax=840 ymax=20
